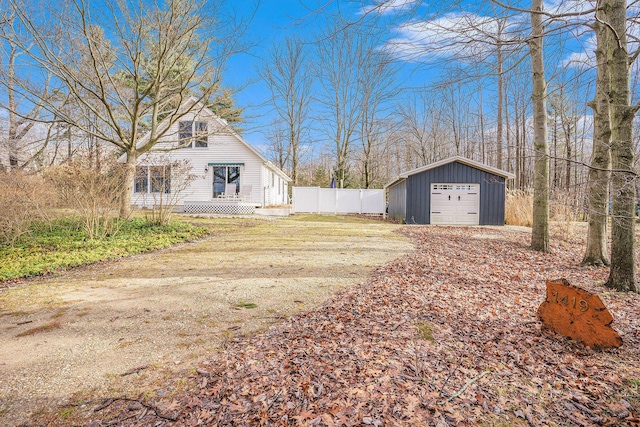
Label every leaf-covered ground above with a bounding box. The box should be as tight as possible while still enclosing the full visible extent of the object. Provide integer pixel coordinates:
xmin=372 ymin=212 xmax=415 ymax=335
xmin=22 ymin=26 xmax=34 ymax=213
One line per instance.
xmin=90 ymin=226 xmax=640 ymax=426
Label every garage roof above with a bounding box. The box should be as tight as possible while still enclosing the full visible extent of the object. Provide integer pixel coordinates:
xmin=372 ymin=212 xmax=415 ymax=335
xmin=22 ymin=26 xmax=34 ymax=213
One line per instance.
xmin=384 ymin=156 xmax=516 ymax=189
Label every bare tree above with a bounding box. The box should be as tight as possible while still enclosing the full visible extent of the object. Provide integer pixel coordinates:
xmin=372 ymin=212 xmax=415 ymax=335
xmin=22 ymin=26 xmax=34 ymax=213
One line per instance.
xmin=261 ymin=35 xmax=313 ymax=185
xmin=316 ymin=21 xmax=369 ymax=188
xmin=264 ymin=120 xmax=291 ymax=172
xmin=397 ymin=90 xmax=449 ymax=166
xmin=495 ymin=18 xmax=506 ymax=170
xmin=529 ymin=0 xmax=550 ymax=252
xmin=0 ymin=0 xmax=249 ymax=217
xmin=358 ymin=35 xmax=399 ymax=188
xmin=505 ymin=64 xmax=533 ymax=190
xmin=0 ymin=11 xmax=58 ymax=171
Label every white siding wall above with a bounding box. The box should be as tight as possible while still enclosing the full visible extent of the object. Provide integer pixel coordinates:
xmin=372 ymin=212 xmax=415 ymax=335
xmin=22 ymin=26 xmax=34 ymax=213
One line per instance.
xmin=133 ymin=111 xmax=289 ymax=209
xmin=260 ymin=166 xmax=290 ymax=206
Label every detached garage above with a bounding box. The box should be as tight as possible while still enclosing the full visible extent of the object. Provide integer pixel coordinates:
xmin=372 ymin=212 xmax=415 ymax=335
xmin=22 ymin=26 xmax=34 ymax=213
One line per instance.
xmin=385 ymin=156 xmax=515 ymax=225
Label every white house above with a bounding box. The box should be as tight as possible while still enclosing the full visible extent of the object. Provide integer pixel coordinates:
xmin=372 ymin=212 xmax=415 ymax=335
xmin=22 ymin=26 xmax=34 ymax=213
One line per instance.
xmin=131 ymin=98 xmax=291 ymax=214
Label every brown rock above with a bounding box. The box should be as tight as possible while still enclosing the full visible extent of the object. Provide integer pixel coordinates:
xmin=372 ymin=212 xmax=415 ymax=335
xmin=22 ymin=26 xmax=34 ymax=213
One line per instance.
xmin=537 ymin=278 xmax=622 ymax=349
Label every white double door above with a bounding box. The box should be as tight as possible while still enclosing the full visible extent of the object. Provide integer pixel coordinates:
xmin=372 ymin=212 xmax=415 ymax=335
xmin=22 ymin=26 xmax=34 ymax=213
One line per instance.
xmin=430 ymin=183 xmax=479 ymax=225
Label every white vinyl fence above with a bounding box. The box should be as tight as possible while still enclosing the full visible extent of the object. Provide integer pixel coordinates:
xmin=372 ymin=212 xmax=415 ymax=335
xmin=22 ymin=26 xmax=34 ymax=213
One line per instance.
xmin=292 ymin=187 xmax=385 ymax=214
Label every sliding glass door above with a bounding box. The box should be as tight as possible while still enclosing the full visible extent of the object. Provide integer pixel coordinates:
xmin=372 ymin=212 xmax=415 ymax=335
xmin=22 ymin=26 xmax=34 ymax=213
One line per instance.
xmin=212 ymin=166 xmax=241 ymax=197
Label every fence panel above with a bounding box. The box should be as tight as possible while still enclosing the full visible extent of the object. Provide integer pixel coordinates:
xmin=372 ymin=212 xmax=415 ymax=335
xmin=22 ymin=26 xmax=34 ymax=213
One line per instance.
xmin=361 ymin=189 xmax=386 ymax=214
xmin=336 ymin=189 xmax=361 ymax=213
xmin=292 ymin=187 xmax=319 ymax=213
xmin=318 ymin=188 xmax=337 ymax=213
xmin=292 ymin=187 xmax=385 ymax=214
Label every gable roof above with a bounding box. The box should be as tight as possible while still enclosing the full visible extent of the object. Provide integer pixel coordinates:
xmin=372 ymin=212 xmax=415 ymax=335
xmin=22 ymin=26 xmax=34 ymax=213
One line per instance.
xmin=127 ymin=97 xmax=291 ymax=182
xmin=384 ymin=156 xmax=515 ymax=189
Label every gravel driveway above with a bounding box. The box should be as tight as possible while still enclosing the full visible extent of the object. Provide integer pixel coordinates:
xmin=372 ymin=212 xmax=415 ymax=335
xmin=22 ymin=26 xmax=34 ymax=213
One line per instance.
xmin=0 ymin=215 xmax=412 ymax=426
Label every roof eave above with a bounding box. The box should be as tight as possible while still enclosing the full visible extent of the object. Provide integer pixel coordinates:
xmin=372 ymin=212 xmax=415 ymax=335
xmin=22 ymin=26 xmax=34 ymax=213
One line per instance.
xmin=401 ymin=156 xmax=516 ymax=180
xmin=384 ymin=176 xmax=407 ymax=189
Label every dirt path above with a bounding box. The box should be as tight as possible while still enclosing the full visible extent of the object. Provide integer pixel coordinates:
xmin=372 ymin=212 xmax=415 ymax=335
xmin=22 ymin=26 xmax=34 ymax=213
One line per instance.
xmin=0 ymin=216 xmax=413 ymax=427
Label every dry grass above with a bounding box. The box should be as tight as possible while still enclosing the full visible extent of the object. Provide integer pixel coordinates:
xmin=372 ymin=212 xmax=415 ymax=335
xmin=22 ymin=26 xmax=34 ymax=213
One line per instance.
xmin=15 ymin=320 xmax=62 ymax=337
xmin=505 ymin=189 xmax=582 ymax=242
xmin=550 ymin=190 xmax=581 ymax=241
xmin=505 ymin=189 xmax=533 ymax=227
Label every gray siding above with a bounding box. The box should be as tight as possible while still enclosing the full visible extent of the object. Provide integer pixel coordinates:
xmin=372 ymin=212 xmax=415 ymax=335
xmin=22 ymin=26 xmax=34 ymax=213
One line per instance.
xmin=387 ymin=180 xmax=406 ymax=222
xmin=405 ymin=161 xmax=507 ymax=225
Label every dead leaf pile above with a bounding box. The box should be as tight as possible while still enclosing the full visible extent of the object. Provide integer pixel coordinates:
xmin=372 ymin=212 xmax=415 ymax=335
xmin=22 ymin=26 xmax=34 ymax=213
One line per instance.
xmin=92 ymin=226 xmax=640 ymax=426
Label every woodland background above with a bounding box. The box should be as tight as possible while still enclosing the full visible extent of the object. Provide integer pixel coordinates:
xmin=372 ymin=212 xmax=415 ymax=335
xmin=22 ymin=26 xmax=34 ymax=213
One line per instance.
xmin=0 ymin=0 xmax=639 ymax=285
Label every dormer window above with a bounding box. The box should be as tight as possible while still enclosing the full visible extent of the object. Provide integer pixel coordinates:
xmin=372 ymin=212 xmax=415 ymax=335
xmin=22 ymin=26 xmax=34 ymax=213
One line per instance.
xmin=178 ymin=121 xmax=208 ymax=148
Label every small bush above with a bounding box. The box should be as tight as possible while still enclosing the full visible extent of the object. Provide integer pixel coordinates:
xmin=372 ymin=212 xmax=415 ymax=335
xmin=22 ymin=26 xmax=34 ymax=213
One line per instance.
xmin=0 ymin=171 xmax=56 ymax=246
xmin=137 ymin=157 xmax=198 ymax=226
xmin=505 ymin=189 xmax=533 ymax=227
xmin=45 ymin=161 xmax=126 ymax=239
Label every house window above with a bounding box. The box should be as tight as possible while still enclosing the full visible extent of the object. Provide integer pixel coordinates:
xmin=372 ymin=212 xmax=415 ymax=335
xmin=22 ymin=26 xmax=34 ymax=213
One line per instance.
xmin=135 ymin=165 xmax=171 ymax=194
xmin=178 ymin=121 xmax=208 ymax=148
xmin=212 ymin=165 xmax=241 ymax=197
xmin=194 ymin=121 xmax=208 ymax=147
xmin=134 ymin=167 xmax=148 ymax=193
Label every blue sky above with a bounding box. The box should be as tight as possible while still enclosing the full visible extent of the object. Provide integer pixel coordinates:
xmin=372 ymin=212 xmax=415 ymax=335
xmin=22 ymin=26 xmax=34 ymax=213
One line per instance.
xmin=5 ymin=0 xmax=634 ymax=153
xmin=222 ymin=0 xmax=320 ymax=140
xmin=224 ymin=0 xmax=368 ymax=147
xmin=222 ymin=0 xmax=609 ymax=151
xmin=224 ymin=0 xmax=495 ymax=150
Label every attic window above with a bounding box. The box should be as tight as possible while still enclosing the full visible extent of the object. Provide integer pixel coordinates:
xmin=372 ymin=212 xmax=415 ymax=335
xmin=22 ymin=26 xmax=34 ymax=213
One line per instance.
xmin=178 ymin=121 xmax=208 ymax=148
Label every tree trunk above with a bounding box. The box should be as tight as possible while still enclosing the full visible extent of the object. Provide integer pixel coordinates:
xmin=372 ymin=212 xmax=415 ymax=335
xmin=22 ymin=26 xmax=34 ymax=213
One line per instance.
xmin=505 ymin=81 xmax=512 ymax=188
xmin=7 ymin=45 xmax=19 ymax=170
xmin=496 ymin=35 xmax=504 ymax=170
xmin=291 ymin=127 xmax=299 ymax=185
xmin=515 ymin=106 xmax=521 ymax=189
xmin=603 ymin=0 xmax=638 ymax=291
xmin=564 ymin=119 xmax=572 ymax=190
xmin=120 ymin=152 xmax=137 ymax=219
xmin=583 ymin=16 xmax=611 ymax=267
xmin=364 ymin=156 xmax=371 ymax=188
xmin=529 ymin=0 xmax=550 ymax=252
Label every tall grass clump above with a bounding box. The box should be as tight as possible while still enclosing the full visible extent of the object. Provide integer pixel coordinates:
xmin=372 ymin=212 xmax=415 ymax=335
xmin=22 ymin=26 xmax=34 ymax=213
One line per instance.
xmin=505 ymin=189 xmax=533 ymax=227
xmin=550 ymin=189 xmax=581 ymax=241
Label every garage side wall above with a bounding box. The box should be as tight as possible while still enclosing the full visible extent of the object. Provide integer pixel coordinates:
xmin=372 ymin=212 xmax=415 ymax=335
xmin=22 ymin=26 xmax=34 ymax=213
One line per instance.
xmin=387 ymin=180 xmax=407 ymax=222
xmin=405 ymin=162 xmax=507 ymax=225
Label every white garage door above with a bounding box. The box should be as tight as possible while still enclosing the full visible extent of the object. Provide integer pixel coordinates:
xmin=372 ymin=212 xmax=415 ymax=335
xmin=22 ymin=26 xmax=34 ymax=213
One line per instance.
xmin=430 ymin=183 xmax=479 ymax=225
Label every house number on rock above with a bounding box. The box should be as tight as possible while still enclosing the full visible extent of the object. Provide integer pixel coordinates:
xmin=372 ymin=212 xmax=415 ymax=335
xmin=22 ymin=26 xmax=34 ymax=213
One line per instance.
xmin=537 ymin=278 xmax=622 ymax=349
xmin=551 ymin=292 xmax=589 ymax=312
